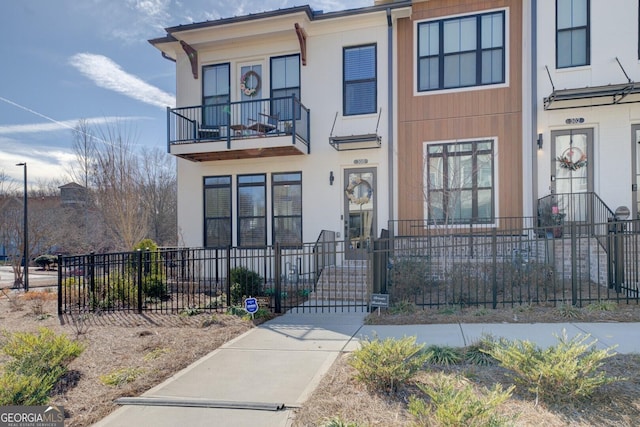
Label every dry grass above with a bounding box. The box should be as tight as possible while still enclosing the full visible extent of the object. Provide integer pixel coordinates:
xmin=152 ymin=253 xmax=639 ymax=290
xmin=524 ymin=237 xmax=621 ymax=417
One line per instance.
xmin=3 ymin=286 xmax=639 ymax=427
xmin=0 ymin=288 xmax=254 ymax=427
xmin=294 ymin=302 xmax=640 ymax=427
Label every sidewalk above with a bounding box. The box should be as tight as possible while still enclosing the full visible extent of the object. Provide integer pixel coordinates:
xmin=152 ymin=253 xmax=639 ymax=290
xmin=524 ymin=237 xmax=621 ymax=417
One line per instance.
xmin=94 ymin=310 xmax=640 ymax=427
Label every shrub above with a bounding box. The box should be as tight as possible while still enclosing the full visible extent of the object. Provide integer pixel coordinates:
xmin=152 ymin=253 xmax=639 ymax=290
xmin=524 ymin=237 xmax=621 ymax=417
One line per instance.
xmin=425 ymin=345 xmax=462 ymax=366
xmin=321 ymin=417 xmax=364 ymax=427
xmin=586 ymin=300 xmax=618 ymax=312
xmin=142 ymin=273 xmax=168 ymax=300
xmin=34 ymin=254 xmax=57 ymax=270
xmin=100 ymin=367 xmax=145 ymax=387
xmin=409 ymin=372 xmax=514 ymax=427
xmin=349 ymin=336 xmax=430 ymax=393
xmin=389 ymin=256 xmax=430 ymax=303
xmin=486 ymin=330 xmax=621 ymax=403
xmin=0 ymin=328 xmax=84 ymax=405
xmin=229 ymin=266 xmax=264 ymax=305
xmin=463 ymin=336 xmax=498 ymax=366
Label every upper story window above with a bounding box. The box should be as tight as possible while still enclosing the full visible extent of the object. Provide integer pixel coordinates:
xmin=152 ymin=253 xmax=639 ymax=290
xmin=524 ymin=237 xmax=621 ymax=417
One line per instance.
xmin=343 ymin=44 xmax=377 ymax=116
xmin=204 ymin=176 xmax=232 ymax=248
xmin=202 ymin=63 xmax=230 ymax=127
xmin=417 ymin=11 xmax=505 ymax=92
xmin=271 ymin=55 xmax=300 ymax=120
xmin=556 ymin=0 xmax=590 ymax=68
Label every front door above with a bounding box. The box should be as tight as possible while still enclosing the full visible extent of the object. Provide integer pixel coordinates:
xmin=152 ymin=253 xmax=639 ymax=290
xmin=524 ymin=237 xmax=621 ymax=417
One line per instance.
xmin=551 ymin=128 xmax=594 ymax=222
xmin=344 ymin=168 xmax=376 ymax=260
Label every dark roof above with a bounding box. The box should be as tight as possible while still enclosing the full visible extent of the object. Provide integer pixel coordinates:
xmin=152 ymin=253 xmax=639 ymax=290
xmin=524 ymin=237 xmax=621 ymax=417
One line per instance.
xmin=149 ymin=1 xmax=411 ymax=44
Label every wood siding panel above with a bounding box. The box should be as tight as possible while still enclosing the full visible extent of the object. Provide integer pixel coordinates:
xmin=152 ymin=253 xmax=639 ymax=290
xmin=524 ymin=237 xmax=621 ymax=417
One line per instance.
xmin=397 ymin=0 xmax=523 ymax=222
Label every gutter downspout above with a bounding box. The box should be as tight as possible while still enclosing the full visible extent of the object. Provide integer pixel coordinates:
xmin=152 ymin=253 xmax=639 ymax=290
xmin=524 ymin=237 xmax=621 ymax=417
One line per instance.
xmin=387 ymin=8 xmax=395 ymax=231
xmin=531 ymin=0 xmax=539 ymax=216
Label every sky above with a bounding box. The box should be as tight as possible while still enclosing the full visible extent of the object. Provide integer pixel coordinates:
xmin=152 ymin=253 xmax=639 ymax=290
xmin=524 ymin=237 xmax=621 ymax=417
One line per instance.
xmin=0 ymin=0 xmax=369 ymax=187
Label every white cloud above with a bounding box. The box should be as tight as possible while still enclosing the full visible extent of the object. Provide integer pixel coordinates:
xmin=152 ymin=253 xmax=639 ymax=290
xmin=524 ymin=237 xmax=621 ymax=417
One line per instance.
xmin=0 ymin=147 xmax=73 ymax=185
xmin=69 ymin=53 xmax=176 ymax=109
xmin=0 ymin=116 xmax=149 ymax=135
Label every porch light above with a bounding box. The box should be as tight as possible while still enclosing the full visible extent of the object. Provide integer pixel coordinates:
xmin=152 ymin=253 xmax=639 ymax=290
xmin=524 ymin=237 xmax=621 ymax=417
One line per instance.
xmin=537 ymin=133 xmax=543 ymax=150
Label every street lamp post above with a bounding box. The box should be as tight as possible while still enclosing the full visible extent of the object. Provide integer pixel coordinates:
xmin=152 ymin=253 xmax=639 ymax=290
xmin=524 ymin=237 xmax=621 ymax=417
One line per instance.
xmin=16 ymin=162 xmax=28 ymax=292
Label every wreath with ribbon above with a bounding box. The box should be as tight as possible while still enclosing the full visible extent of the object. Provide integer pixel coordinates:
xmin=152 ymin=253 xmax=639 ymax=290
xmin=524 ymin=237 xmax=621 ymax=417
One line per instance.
xmin=345 ymin=177 xmax=373 ymax=205
xmin=240 ymin=70 xmax=261 ymax=97
xmin=556 ymin=147 xmax=587 ymax=171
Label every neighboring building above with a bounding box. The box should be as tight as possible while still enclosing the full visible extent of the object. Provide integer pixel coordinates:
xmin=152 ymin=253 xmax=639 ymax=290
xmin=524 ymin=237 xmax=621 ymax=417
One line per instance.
xmin=58 ymin=182 xmax=87 ymax=206
xmin=395 ymin=0 xmax=531 ymax=228
xmin=535 ymin=0 xmax=640 ymax=221
xmin=150 ymin=2 xmax=412 ymax=257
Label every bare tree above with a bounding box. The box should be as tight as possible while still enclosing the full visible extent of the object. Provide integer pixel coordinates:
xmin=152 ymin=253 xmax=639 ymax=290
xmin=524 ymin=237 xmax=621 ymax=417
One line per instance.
xmin=92 ymin=121 xmax=149 ymax=250
xmin=141 ymin=148 xmax=177 ymax=246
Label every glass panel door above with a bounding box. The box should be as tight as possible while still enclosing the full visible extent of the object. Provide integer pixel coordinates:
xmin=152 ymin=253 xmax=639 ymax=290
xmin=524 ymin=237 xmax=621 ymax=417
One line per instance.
xmin=344 ymin=168 xmax=376 ymax=260
xmin=551 ymin=128 xmax=593 ymax=223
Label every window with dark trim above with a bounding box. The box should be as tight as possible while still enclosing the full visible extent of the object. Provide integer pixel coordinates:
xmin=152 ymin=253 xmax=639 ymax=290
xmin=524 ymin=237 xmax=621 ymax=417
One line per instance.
xmin=272 ymin=172 xmax=302 ymax=246
xmin=270 ymin=55 xmax=300 ymax=121
xmin=426 ymin=140 xmax=494 ymax=224
xmin=202 ymin=63 xmax=230 ymax=127
xmin=343 ymin=44 xmax=377 ymax=115
xmin=417 ymin=11 xmax=505 ymax=92
xmin=204 ymin=176 xmax=231 ymax=247
xmin=237 ymin=174 xmax=266 ymax=247
xmin=556 ymin=0 xmax=590 ymax=68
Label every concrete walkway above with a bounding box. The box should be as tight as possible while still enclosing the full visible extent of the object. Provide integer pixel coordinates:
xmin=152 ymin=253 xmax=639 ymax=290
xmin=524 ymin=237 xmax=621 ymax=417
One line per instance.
xmin=94 ymin=310 xmax=640 ymax=427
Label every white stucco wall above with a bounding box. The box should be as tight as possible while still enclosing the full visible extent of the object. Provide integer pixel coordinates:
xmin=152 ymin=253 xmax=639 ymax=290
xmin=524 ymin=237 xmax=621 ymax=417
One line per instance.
xmin=536 ymin=0 xmax=640 ymax=216
xmin=172 ymin=10 xmax=396 ymax=247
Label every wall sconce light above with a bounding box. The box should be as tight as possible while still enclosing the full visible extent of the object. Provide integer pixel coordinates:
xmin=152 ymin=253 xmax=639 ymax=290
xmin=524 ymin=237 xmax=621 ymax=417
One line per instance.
xmin=329 ymin=171 xmax=334 ymax=185
xmin=537 ymin=133 xmax=543 ymax=150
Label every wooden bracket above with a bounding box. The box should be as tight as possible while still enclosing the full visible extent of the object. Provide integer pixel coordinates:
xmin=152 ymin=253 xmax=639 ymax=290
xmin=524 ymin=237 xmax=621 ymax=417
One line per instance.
xmin=294 ymin=23 xmax=307 ymax=66
xmin=180 ymin=40 xmax=198 ymax=79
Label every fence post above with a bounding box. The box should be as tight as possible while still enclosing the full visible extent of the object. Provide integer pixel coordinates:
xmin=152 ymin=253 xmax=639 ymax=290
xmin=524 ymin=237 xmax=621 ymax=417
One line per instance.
xmin=571 ymin=223 xmax=578 ymax=306
xmin=136 ymin=249 xmax=143 ymax=313
xmin=89 ymin=251 xmax=95 ymax=296
xmin=491 ymin=228 xmax=497 ymax=309
xmin=57 ymin=254 xmax=63 ymax=315
xmin=226 ymin=246 xmax=231 ymax=307
xmin=274 ymin=243 xmax=282 ymax=313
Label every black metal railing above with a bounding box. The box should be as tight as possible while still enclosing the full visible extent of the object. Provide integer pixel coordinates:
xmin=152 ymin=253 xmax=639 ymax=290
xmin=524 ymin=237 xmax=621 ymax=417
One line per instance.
xmin=378 ymin=218 xmax=640 ymax=309
xmin=57 ymin=240 xmax=369 ymax=315
xmin=167 ymin=94 xmax=310 ymax=152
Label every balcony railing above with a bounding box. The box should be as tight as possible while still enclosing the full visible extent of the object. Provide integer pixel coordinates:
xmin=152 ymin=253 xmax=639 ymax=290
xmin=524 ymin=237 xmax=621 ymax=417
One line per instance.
xmin=167 ymin=95 xmax=310 ymax=161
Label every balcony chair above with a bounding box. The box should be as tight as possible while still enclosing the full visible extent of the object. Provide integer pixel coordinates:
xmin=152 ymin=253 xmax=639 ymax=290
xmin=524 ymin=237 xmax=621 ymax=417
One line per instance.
xmin=248 ymin=113 xmax=279 ymax=136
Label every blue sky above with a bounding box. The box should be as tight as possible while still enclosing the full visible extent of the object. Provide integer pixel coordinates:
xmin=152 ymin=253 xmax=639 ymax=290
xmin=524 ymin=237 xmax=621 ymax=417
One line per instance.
xmin=0 ymin=0 xmax=368 ymax=186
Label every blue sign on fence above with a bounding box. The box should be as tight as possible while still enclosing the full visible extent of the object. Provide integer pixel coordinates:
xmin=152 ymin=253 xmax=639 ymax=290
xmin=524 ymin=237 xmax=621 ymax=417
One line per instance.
xmin=244 ymin=297 xmax=259 ymax=314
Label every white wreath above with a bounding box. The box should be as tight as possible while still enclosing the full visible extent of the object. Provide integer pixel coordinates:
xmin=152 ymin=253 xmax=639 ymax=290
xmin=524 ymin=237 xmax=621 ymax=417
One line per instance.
xmin=240 ymin=70 xmax=261 ymax=97
xmin=345 ymin=177 xmax=372 ymax=205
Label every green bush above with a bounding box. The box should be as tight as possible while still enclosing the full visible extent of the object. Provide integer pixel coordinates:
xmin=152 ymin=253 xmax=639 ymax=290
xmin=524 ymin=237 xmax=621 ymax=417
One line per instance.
xmin=409 ymin=372 xmax=513 ymax=427
xmin=321 ymin=417 xmax=365 ymax=427
xmin=349 ymin=336 xmax=430 ymax=393
xmin=0 ymin=328 xmax=84 ymax=405
xmin=34 ymin=254 xmax=57 ymax=270
xmin=486 ymin=330 xmax=621 ymax=403
xmin=463 ymin=336 xmax=498 ymax=366
xmin=425 ymin=345 xmax=462 ymax=366
xmin=229 ymin=266 xmax=264 ymax=305
xmin=389 ymin=256 xmax=430 ymax=303
xmin=143 ymin=273 xmax=168 ymax=300
xmin=100 ymin=367 xmax=145 ymax=387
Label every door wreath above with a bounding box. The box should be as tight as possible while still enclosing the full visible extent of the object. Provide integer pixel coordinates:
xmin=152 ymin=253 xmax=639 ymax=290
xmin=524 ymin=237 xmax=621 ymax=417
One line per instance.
xmin=345 ymin=177 xmax=373 ymax=205
xmin=557 ymin=147 xmax=587 ymax=171
xmin=240 ymin=70 xmax=261 ymax=97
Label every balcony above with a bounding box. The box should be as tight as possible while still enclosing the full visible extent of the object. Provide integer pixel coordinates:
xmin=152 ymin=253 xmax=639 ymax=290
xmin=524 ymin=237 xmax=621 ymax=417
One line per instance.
xmin=167 ymin=95 xmax=310 ymax=162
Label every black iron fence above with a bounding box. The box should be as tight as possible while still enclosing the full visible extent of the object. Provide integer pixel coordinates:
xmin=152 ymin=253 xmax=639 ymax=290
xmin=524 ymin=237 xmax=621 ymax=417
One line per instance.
xmin=57 ymin=238 xmax=370 ymax=315
xmin=379 ymin=218 xmax=640 ymax=309
xmin=58 ymin=219 xmax=640 ymax=315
